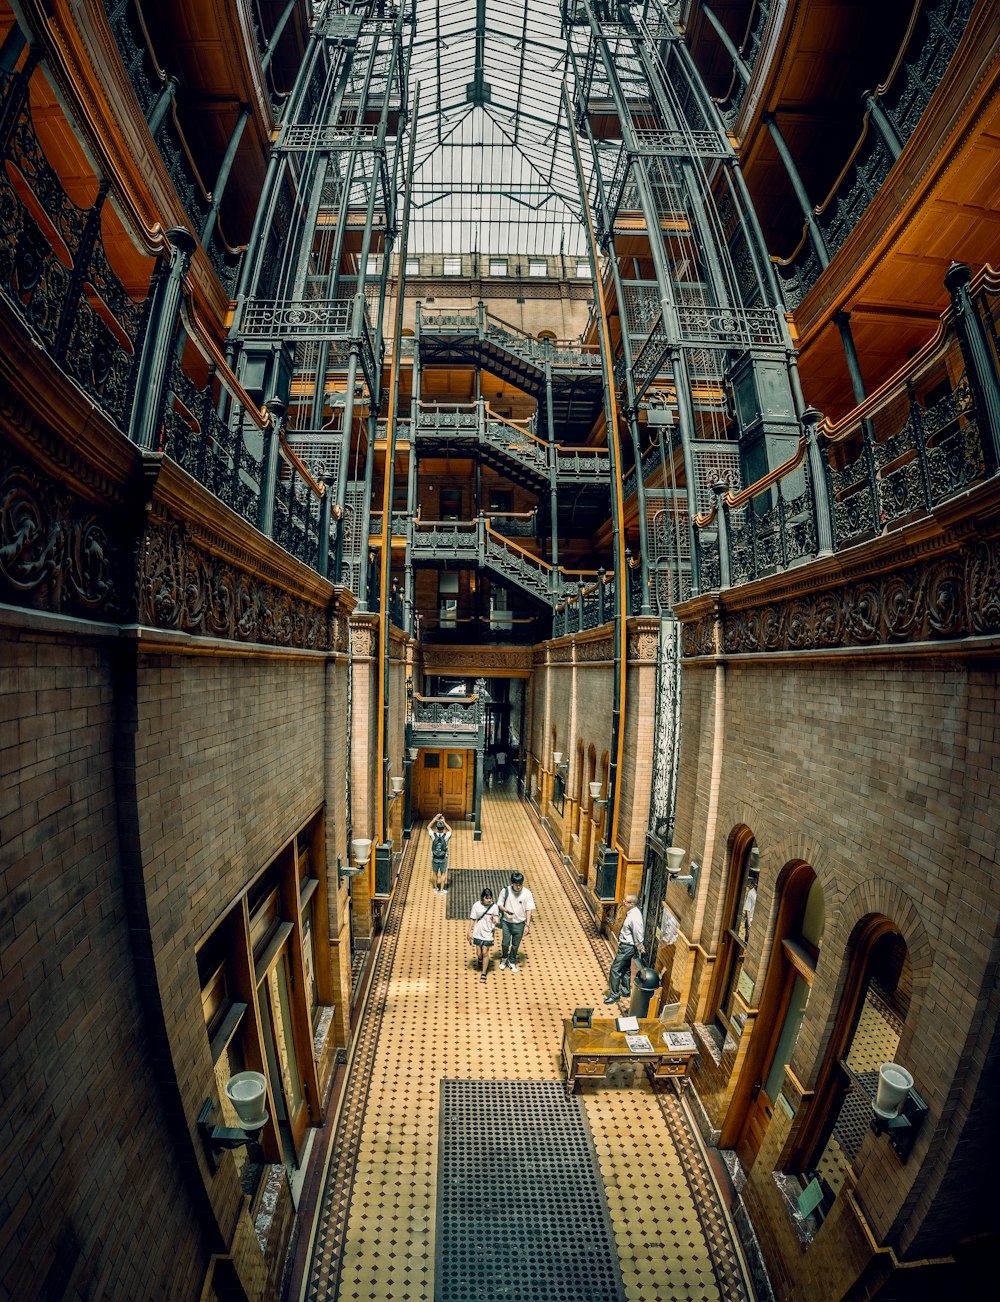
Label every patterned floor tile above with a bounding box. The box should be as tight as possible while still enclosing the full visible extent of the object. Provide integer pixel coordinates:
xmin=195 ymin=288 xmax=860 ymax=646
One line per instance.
xmin=301 ymin=789 xmax=755 ymax=1301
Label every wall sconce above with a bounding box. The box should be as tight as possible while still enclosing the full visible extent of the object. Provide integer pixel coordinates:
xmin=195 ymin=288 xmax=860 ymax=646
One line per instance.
xmin=340 ymin=837 xmax=371 ymax=884
xmin=589 ymin=780 xmax=607 ymax=809
xmin=552 ymin=750 xmax=568 ymax=776
xmin=666 ymin=846 xmax=699 ymax=897
xmin=388 ymin=775 xmax=405 ymax=802
xmin=869 ymin=1062 xmax=927 ymax=1161
xmin=406 ymin=746 xmax=419 ymax=762
xmin=198 ymin=1072 xmax=269 ymax=1169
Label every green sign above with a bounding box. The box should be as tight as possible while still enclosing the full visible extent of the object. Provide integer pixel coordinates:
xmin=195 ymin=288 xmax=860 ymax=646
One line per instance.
xmin=797 ymin=1178 xmax=824 ymax=1219
xmin=737 ymin=969 xmax=755 ymax=1005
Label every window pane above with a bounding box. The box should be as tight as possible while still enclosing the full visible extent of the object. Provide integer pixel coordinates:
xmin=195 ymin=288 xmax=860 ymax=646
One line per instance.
xmin=423 ymin=753 xmax=441 ymax=768
xmin=446 ymin=753 xmax=463 ymax=769
xmin=405 ymin=258 xmax=420 ymax=275
xmin=443 ymin=257 xmax=461 ymax=275
xmin=576 ymin=261 xmax=592 ymax=278
xmin=489 ymin=259 xmax=507 ymax=276
xmin=529 ymin=260 xmax=547 ymax=277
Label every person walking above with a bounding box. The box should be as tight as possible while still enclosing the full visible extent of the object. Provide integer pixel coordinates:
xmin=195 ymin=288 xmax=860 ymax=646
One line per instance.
xmin=428 ymin=814 xmax=452 ymax=893
xmin=605 ymin=893 xmax=644 ymax=1003
xmin=497 ymin=871 xmax=535 ymax=972
xmin=468 ymin=887 xmax=500 ymax=983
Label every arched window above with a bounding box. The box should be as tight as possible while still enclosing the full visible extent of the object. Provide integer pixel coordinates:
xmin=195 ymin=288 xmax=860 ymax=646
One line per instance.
xmin=706 ymin=828 xmax=759 ymax=1036
xmin=789 ymin=920 xmax=911 ymax=1200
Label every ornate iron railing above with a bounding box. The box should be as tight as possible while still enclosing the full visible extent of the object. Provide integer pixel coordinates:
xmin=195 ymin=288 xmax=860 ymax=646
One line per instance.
xmin=693 ymin=265 xmax=999 ymax=588
xmin=775 ymin=0 xmax=974 ymax=308
xmin=417 ymin=303 xmax=602 ymax=371
xmin=0 ymin=80 xmax=152 ymax=426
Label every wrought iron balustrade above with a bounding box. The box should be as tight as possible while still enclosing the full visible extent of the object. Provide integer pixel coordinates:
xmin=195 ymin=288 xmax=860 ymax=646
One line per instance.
xmin=101 ymin=0 xmax=161 ymax=117
xmin=692 ymin=265 xmax=999 ymax=589
xmin=409 ymin=518 xmax=480 ymax=559
xmin=412 ymin=694 xmax=480 ymax=730
xmin=774 ymin=0 xmax=974 ymax=308
xmin=554 ymin=445 xmax=611 ymax=479
xmin=0 ymin=81 xmax=152 ymax=426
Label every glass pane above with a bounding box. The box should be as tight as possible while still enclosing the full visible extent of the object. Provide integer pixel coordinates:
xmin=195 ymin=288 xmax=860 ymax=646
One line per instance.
xmin=765 ymin=975 xmax=809 ymax=1101
xmin=423 ymin=753 xmax=441 ymax=768
xmin=268 ymin=959 xmax=303 ymax=1116
xmin=446 ymin=753 xmax=463 ymax=769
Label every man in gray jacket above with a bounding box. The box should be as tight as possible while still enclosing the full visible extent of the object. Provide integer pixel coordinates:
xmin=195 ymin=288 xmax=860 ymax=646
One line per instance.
xmin=605 ymin=894 xmax=644 ymax=1003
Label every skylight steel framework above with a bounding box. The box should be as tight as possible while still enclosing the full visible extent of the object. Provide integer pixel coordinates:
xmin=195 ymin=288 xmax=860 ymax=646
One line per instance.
xmin=564 ymin=0 xmax=806 ymax=604
xmin=231 ymin=0 xmax=413 ymax=597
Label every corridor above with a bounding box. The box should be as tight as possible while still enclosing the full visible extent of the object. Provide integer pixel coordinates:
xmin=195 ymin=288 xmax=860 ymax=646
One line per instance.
xmin=296 ymin=788 xmax=753 ymax=1301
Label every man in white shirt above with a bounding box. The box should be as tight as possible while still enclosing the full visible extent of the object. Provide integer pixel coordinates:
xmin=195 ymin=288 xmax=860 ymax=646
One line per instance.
xmin=605 ymin=894 xmax=644 ymax=1003
xmin=497 ymin=871 xmax=535 ymax=972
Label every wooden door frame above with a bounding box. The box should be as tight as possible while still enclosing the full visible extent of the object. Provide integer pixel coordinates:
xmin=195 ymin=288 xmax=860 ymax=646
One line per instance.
xmin=705 ymin=825 xmax=756 ymax=1027
xmin=721 ymin=861 xmax=817 ymax=1150
xmin=785 ymin=915 xmax=902 ymax=1175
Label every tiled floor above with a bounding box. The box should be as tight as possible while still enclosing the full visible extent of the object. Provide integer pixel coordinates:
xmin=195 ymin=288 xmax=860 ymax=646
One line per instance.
xmin=300 ymin=788 xmax=753 ymax=1301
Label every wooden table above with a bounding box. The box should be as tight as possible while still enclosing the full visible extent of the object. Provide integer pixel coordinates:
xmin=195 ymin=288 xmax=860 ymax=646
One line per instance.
xmin=561 ymin=1018 xmax=698 ymax=1094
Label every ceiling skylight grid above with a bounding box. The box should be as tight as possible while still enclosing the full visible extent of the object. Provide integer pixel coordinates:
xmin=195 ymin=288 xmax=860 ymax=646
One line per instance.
xmin=405 ymin=0 xmax=595 ymax=257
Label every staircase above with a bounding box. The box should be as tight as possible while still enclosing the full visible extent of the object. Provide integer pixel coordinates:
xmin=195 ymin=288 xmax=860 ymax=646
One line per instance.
xmin=416 ymin=305 xmax=604 ymax=436
xmin=413 ymin=402 xmax=609 ymax=490
xmin=408 ymin=517 xmax=592 ymax=608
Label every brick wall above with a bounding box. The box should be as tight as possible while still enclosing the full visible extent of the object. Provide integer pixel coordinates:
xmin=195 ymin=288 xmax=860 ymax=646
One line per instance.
xmin=671 ymin=650 xmax=1000 ymax=1292
xmin=0 ymin=627 xmax=205 ymax=1299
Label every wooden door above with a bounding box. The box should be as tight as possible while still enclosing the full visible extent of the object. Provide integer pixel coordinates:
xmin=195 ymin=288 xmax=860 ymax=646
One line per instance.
xmin=735 ymin=970 xmax=809 ymax=1169
xmin=442 ymin=751 xmax=467 ymax=818
xmin=416 ymin=751 xmax=442 ymax=817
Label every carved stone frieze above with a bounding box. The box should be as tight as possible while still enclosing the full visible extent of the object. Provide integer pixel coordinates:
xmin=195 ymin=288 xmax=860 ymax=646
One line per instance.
xmin=709 ymin=536 xmax=1000 ymax=655
xmin=136 ymin=515 xmax=339 ymax=650
xmin=576 ymin=637 xmax=612 ymax=662
xmin=627 ymin=629 xmax=658 ymax=661
xmin=0 ymin=454 xmax=124 ymax=619
xmin=547 ymin=644 xmax=573 ymax=663
xmin=350 ymin=624 xmax=377 ymax=658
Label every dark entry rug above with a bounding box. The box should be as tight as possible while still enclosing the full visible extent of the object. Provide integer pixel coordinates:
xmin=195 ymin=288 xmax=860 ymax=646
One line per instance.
xmin=445 ymin=868 xmax=515 ymax=920
xmin=435 ymin=1079 xmax=626 ymax=1302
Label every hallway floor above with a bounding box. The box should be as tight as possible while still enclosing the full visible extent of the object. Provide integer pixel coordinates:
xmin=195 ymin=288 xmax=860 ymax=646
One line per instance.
xmin=299 ymin=787 xmax=753 ymax=1300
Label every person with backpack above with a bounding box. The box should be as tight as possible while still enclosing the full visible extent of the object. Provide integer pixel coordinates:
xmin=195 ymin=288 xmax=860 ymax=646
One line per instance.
xmin=428 ymin=814 xmax=452 ymax=893
xmin=497 ymin=871 xmax=535 ymax=972
xmin=468 ymin=887 xmax=500 ymax=983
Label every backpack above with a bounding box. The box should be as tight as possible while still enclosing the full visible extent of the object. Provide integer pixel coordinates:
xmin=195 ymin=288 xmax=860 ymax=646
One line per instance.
xmin=431 ymin=830 xmax=448 ymax=862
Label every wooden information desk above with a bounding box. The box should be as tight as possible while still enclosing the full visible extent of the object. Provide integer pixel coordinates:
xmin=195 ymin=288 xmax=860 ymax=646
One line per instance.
xmin=561 ymin=1018 xmax=698 ymax=1094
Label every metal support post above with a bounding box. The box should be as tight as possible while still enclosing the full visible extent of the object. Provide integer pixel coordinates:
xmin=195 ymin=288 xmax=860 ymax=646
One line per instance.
xmin=862 ymin=91 xmax=904 ymax=164
xmin=147 ymin=76 xmax=178 ymax=138
xmin=258 ymin=399 xmax=285 ymax=539
xmin=201 ymin=106 xmax=252 ymax=247
xmin=544 ymin=347 xmax=560 ymax=584
xmin=129 ymin=228 xmax=197 ymax=450
xmin=702 ymin=2 xmax=751 ymax=86
xmin=765 ymin=114 xmax=829 ymax=270
xmin=946 ymin=262 xmax=1000 ymax=475
xmin=712 ymin=480 xmax=732 ymax=589
xmin=803 ymin=408 xmax=835 ymax=557
xmin=833 ymin=311 xmax=868 ymax=405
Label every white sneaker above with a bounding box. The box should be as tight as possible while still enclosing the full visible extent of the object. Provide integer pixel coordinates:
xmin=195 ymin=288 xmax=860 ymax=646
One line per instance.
xmin=508 ymin=962 xmax=519 ymax=973
xmin=499 ymin=959 xmax=509 ymax=970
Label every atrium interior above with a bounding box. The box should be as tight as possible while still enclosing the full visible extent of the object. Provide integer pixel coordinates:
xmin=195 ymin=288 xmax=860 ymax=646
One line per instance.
xmin=1 ymin=1 xmax=999 ymax=1299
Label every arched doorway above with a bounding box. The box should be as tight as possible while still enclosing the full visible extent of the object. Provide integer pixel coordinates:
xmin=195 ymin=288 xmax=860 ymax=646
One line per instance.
xmin=724 ymin=863 xmax=824 ymax=1169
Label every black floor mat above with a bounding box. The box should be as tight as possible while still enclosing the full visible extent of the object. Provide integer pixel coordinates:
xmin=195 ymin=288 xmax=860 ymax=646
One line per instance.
xmin=435 ymin=1080 xmax=626 ymax=1302
xmin=445 ymin=868 xmax=516 ymax=920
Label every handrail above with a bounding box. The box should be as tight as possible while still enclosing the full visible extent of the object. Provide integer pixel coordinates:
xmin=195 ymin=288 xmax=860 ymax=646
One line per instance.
xmin=485 ymin=405 xmax=547 ymax=448
xmin=724 ymin=437 xmax=806 ymax=511
xmin=484 ymin=524 xmax=551 ymax=567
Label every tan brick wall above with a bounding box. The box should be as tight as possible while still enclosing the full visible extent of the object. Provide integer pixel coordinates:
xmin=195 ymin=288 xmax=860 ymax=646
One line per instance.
xmin=0 ymin=628 xmax=204 ymax=1299
xmin=1 ymin=617 xmax=354 ymax=1299
xmin=672 ymin=651 xmax=1000 ymax=1291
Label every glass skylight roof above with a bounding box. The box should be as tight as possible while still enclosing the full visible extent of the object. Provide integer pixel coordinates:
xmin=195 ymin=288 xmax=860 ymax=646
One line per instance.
xmin=406 ymin=0 xmax=590 ymax=257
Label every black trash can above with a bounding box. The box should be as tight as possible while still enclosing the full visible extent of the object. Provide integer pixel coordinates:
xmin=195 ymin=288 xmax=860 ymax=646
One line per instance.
xmin=629 ymin=966 xmax=660 ymax=1018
